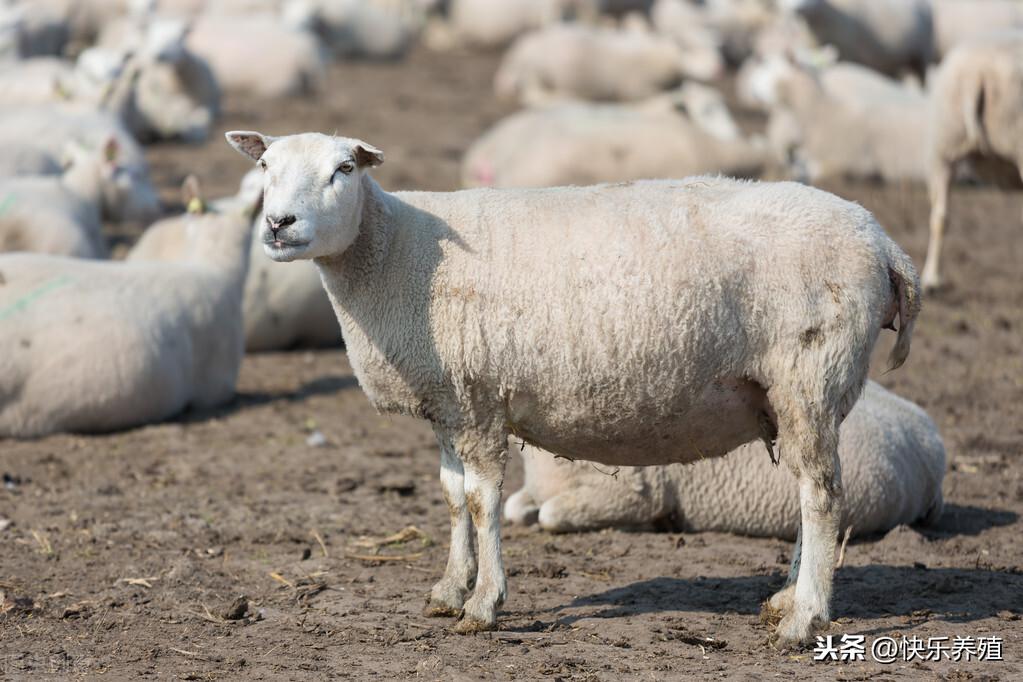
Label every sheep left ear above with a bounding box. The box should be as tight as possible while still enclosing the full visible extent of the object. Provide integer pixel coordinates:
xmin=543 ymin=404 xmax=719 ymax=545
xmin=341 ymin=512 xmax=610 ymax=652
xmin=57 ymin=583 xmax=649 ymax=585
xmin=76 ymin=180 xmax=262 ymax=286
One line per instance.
xmin=354 ymin=143 xmax=384 ymax=168
xmin=225 ymin=130 xmax=275 ymax=161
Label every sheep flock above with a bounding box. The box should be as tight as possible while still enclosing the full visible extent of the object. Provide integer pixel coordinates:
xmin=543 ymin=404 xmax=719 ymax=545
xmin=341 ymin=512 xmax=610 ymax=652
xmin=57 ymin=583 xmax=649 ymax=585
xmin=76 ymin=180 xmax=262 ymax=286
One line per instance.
xmin=1 ymin=0 xmax=1021 ymax=677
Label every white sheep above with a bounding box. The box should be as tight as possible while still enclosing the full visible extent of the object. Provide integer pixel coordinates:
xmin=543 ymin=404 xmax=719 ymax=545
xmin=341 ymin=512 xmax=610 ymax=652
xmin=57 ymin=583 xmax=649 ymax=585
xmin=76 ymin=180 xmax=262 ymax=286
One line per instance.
xmin=494 ymin=22 xmax=709 ymax=106
xmin=0 ymin=138 xmax=149 ymax=257
xmin=430 ymin=0 xmax=574 ymax=49
xmin=129 ymin=172 xmax=341 ymax=351
xmin=186 ymin=13 xmax=324 ymax=98
xmin=0 ymin=190 xmax=259 ymax=437
xmin=0 ymin=107 xmax=161 ymax=223
xmin=226 ymin=130 xmax=921 ymax=647
xmin=284 ymin=0 xmax=415 ymax=61
xmin=461 ymin=85 xmax=766 ymax=188
xmin=922 ymin=31 xmax=1023 ymax=292
xmin=932 ymin=0 xmax=1023 ymax=58
xmin=778 ymin=0 xmax=934 ymax=79
xmin=741 ymin=52 xmax=928 ymax=183
xmin=649 ymin=0 xmax=726 ymax=81
xmin=0 ymin=144 xmax=63 ymax=178
xmin=506 ymin=381 xmax=945 ymax=537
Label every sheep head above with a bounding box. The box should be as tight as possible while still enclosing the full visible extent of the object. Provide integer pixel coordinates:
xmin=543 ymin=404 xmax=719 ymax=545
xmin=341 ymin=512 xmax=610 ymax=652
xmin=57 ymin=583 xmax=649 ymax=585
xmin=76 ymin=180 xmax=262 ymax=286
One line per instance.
xmin=225 ymin=131 xmax=383 ymax=262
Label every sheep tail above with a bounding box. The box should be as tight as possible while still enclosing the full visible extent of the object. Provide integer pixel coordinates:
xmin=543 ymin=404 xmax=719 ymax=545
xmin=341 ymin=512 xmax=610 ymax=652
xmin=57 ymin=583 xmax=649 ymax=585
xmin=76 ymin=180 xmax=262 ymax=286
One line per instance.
xmin=885 ymin=247 xmax=922 ymax=373
xmin=961 ymin=68 xmax=990 ymax=153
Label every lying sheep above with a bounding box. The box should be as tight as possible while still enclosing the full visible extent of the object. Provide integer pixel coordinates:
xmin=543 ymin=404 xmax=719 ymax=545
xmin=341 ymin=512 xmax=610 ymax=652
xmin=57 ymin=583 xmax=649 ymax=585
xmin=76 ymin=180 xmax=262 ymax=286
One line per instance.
xmin=923 ymin=32 xmax=1023 ymax=292
xmin=0 ymin=144 xmax=63 ymax=178
xmin=462 ymin=84 xmax=766 ymax=188
xmin=431 ymin=0 xmax=575 ymax=49
xmin=285 ymin=0 xmax=414 ymax=60
xmin=494 ymin=22 xmax=710 ymax=106
xmin=743 ymin=52 xmax=928 ymax=183
xmin=506 ymin=381 xmax=945 ymax=536
xmin=650 ymin=0 xmax=726 ymax=82
xmin=932 ymin=0 xmax=1023 ymax=58
xmin=128 ymin=19 xmax=220 ymax=143
xmin=778 ymin=0 xmax=934 ymax=79
xmin=226 ymin=129 xmax=920 ymax=646
xmin=0 ymin=138 xmax=144 ymax=257
xmin=186 ymin=13 xmax=324 ymax=98
xmin=0 ymin=107 xmax=161 ymax=223
xmin=0 ymin=190 xmax=260 ymax=437
xmin=129 ymin=173 xmax=341 ymax=351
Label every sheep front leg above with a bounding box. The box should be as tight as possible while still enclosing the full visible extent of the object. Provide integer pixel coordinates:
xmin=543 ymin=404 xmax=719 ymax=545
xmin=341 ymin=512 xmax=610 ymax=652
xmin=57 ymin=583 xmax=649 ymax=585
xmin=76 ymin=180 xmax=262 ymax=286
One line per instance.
xmin=453 ymin=442 xmax=508 ymax=634
xmin=922 ymin=161 xmax=951 ymax=292
xmin=772 ymin=407 xmax=842 ymax=649
xmin=424 ymin=437 xmax=477 ymax=617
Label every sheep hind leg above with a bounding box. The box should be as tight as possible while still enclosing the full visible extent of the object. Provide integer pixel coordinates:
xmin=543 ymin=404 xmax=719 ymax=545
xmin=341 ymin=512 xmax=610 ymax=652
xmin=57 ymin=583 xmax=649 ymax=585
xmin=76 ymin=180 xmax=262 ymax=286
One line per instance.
xmin=424 ymin=437 xmax=477 ymax=617
xmin=770 ymin=400 xmax=842 ymax=649
xmin=922 ymin=160 xmax=952 ymax=292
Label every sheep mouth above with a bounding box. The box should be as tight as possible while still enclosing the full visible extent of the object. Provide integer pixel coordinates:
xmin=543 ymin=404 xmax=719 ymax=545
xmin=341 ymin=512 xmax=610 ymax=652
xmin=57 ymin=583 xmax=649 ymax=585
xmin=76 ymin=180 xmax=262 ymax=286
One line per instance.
xmin=264 ymin=238 xmax=310 ymax=249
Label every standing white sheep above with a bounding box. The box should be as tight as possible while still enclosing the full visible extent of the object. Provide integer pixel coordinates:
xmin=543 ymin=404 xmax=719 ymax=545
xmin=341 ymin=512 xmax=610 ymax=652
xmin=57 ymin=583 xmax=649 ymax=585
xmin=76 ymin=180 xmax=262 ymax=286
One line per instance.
xmin=922 ymin=31 xmax=1023 ymax=292
xmin=505 ymin=381 xmax=945 ymax=537
xmin=226 ymin=130 xmax=920 ymax=647
xmin=0 ymin=191 xmax=260 ymax=437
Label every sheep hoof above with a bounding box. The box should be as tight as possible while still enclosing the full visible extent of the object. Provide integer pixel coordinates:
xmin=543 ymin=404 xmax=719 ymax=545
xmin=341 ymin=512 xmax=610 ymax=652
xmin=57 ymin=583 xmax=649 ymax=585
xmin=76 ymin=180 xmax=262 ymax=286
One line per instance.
xmin=769 ymin=610 xmax=828 ymax=651
xmin=452 ymin=616 xmax=497 ymax=634
xmin=422 ymin=603 xmax=462 ymax=618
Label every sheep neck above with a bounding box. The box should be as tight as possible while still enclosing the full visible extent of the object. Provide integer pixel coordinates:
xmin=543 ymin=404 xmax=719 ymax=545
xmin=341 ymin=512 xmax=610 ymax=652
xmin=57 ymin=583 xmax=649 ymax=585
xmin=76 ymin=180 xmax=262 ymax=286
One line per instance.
xmin=313 ymin=175 xmax=441 ymax=419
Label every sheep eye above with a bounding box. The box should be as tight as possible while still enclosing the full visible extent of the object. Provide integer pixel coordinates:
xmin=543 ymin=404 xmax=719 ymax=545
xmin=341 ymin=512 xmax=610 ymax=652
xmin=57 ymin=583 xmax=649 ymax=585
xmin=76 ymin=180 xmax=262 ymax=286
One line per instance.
xmin=336 ymin=161 xmax=355 ymax=175
xmin=259 ymin=159 xmax=267 ymax=170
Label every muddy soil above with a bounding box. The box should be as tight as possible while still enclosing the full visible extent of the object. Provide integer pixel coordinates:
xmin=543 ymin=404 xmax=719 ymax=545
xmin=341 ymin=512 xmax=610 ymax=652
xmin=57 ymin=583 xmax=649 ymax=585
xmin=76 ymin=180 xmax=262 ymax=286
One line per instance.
xmin=1 ymin=47 xmax=1021 ymax=680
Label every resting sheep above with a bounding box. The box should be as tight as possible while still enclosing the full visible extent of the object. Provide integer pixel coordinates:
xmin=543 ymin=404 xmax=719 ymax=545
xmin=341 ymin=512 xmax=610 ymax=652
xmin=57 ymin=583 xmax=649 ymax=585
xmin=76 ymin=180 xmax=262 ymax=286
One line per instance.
xmin=129 ymin=173 xmax=340 ymax=351
xmin=226 ymin=130 xmax=920 ymax=647
xmin=0 ymin=138 xmax=147 ymax=257
xmin=742 ymin=52 xmax=928 ymax=183
xmin=462 ymin=85 xmax=766 ymax=188
xmin=923 ymin=31 xmax=1023 ymax=292
xmin=494 ymin=22 xmax=709 ymax=105
xmin=506 ymin=381 xmax=945 ymax=537
xmin=186 ymin=14 xmax=324 ymax=98
xmin=0 ymin=107 xmax=161 ymax=223
xmin=0 ymin=189 xmax=260 ymax=437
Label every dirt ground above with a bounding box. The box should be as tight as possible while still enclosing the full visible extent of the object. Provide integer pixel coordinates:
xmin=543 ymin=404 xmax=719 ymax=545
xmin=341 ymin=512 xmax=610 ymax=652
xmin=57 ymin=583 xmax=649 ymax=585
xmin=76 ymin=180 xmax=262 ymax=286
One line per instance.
xmin=2 ymin=48 xmax=1022 ymax=681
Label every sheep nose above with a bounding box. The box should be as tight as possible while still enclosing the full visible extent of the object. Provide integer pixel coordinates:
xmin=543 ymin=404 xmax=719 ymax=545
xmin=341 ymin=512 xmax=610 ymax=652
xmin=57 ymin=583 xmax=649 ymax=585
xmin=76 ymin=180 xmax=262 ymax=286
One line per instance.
xmin=266 ymin=214 xmax=296 ymax=236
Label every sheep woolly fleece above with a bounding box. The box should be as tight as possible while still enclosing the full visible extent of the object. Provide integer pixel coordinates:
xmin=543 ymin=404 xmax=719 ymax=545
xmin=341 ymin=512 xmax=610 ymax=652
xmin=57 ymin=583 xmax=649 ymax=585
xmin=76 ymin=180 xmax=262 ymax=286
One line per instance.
xmin=506 ymin=380 xmax=945 ymax=537
xmin=0 ymin=202 xmax=256 ymax=437
xmin=226 ymin=130 xmax=920 ymax=647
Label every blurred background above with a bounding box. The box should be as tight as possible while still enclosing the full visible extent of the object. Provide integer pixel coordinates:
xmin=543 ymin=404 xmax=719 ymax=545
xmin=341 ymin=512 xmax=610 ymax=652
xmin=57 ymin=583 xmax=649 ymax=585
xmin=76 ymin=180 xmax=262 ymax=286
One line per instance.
xmin=1 ymin=0 xmax=1021 ymax=678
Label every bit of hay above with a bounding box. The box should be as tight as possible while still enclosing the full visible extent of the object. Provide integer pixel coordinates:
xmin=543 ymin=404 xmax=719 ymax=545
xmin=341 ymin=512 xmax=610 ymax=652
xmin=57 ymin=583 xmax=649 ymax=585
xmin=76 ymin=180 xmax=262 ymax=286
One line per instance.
xmin=269 ymin=572 xmax=294 ymax=589
xmin=310 ymin=529 xmax=329 ymax=558
xmin=351 ymin=525 xmax=431 ymax=551
xmin=836 ymin=525 xmax=853 ymax=568
xmin=347 ymin=552 xmax=424 ymax=563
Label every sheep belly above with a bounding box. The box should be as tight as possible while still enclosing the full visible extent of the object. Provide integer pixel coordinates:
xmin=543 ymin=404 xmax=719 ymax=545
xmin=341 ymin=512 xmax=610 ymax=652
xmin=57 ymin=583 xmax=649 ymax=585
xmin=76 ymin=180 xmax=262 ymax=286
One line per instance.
xmin=508 ymin=376 xmax=767 ymax=467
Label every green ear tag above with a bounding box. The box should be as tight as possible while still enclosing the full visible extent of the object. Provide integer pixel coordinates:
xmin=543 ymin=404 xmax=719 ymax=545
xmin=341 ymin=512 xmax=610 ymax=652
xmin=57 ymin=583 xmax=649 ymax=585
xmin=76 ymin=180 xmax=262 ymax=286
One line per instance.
xmin=186 ymin=197 xmax=205 ymax=214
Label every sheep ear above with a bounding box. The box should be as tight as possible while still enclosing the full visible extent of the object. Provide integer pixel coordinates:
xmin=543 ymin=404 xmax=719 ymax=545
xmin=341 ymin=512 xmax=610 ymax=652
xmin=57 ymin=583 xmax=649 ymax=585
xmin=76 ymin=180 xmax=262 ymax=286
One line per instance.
xmin=225 ymin=130 xmax=275 ymax=161
xmin=354 ymin=143 xmax=384 ymax=168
